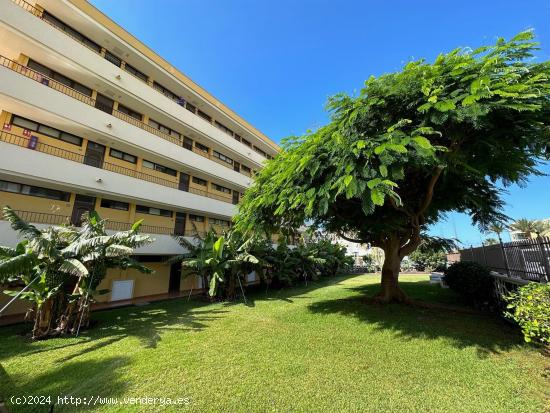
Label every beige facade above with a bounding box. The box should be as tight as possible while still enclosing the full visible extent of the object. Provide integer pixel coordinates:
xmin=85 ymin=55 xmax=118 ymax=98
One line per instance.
xmin=0 ymin=0 xmax=276 ymax=319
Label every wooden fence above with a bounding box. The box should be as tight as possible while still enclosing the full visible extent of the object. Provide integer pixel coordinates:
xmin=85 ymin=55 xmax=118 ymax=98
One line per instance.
xmin=455 ymin=237 xmax=550 ymax=283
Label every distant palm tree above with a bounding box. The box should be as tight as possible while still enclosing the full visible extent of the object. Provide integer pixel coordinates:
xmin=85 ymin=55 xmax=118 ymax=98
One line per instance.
xmin=488 ymin=222 xmax=507 ymax=237
xmin=509 ymin=218 xmax=545 ymax=239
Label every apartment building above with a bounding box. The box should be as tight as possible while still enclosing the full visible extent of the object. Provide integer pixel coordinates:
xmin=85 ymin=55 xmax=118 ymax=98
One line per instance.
xmin=0 ymin=0 xmax=279 ymax=316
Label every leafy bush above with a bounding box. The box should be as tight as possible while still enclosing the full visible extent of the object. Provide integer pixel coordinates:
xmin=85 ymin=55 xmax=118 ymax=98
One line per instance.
xmin=409 ymin=249 xmax=447 ymax=272
xmin=443 ymin=261 xmax=495 ymax=308
xmin=505 ymin=283 xmax=550 ymax=346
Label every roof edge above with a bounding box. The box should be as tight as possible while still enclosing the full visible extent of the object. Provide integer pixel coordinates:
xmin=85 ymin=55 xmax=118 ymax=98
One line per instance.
xmin=66 ymin=0 xmax=280 ymax=151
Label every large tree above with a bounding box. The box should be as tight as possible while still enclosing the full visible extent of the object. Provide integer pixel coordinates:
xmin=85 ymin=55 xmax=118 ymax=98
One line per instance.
xmin=235 ymin=31 xmax=550 ymax=302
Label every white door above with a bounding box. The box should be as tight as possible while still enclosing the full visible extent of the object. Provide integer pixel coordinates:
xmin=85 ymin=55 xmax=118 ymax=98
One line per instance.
xmin=111 ymin=280 xmax=134 ymax=301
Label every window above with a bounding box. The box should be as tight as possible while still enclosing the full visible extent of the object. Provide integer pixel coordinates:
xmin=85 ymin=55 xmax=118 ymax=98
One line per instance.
xmin=109 ymin=148 xmax=137 ymax=164
xmin=104 ymin=50 xmax=122 ymax=67
xmin=185 ymin=102 xmax=196 ymax=114
xmin=11 ymin=115 xmax=83 ymax=146
xmin=197 ymin=110 xmax=212 ymax=123
xmin=183 ymin=137 xmax=193 ymax=150
xmin=210 ymin=218 xmax=230 ymax=227
xmin=195 ymin=142 xmax=209 ymax=153
xmin=213 ymin=151 xmax=233 ymax=165
xmin=27 ymin=59 xmax=92 ymax=96
xmin=42 ymin=11 xmax=101 ymax=53
xmin=212 ymin=183 xmax=231 ymax=194
xmin=100 ymin=199 xmax=129 ymax=211
xmin=136 ymin=205 xmax=173 ymax=217
xmin=38 ymin=125 xmax=60 ymax=138
xmin=214 ymin=121 xmax=233 ymax=137
xmin=142 ymin=160 xmax=177 ymax=176
xmin=192 ymin=177 xmax=207 ymax=186
xmin=189 ymin=214 xmax=205 ymax=222
xmin=117 ymin=104 xmax=142 ymax=121
xmin=11 ymin=116 xmax=38 ymax=131
xmin=148 ymin=119 xmax=181 ymax=140
xmin=124 ymin=63 xmax=147 ymax=82
xmin=253 ymin=146 xmax=268 ymax=158
xmin=234 ymin=134 xmax=242 ymax=142
xmin=152 ymin=81 xmax=180 ymax=102
xmin=241 ymin=138 xmax=251 ymax=148
xmin=59 ymin=132 xmax=82 ymax=146
xmin=0 ymin=179 xmax=70 ymax=201
xmin=241 ymin=165 xmax=251 ymax=174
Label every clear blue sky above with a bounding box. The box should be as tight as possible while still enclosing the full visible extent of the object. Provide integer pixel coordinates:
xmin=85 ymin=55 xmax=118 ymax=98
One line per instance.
xmin=92 ymin=0 xmax=550 ymax=246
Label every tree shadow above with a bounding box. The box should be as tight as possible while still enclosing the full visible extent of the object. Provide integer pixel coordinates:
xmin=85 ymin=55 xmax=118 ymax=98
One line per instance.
xmin=0 ymin=298 xmax=228 ymax=361
xmin=1 ymin=356 xmax=130 ymax=412
xmin=230 ymin=276 xmax=349 ymax=308
xmin=307 ymin=281 xmax=523 ymax=357
xmin=83 ymin=299 xmax=228 ymax=350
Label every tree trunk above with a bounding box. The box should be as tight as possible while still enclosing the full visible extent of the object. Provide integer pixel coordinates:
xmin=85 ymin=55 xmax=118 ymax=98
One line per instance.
xmin=226 ymin=272 xmax=237 ymax=301
xmin=374 ymin=239 xmax=410 ymax=304
xmin=32 ymin=298 xmax=54 ymax=339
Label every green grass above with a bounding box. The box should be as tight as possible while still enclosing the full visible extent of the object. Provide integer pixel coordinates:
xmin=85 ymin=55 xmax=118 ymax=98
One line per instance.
xmin=1 ymin=274 xmax=548 ymax=412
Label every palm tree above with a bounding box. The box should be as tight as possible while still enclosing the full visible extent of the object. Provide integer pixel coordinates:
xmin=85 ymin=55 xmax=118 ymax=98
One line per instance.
xmin=509 ymin=218 xmax=545 ymax=239
xmin=487 ymin=222 xmax=507 ymax=238
xmin=171 ymin=229 xmax=219 ymax=298
xmin=0 ymin=207 xmax=85 ymax=338
xmin=0 ymin=207 xmax=152 ymax=338
xmin=57 ymin=211 xmax=153 ymax=334
xmin=177 ymin=230 xmax=260 ymax=300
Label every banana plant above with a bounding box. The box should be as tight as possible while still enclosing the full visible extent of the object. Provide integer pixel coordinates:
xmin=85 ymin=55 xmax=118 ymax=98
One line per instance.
xmin=0 ymin=206 xmax=152 ymax=338
xmin=0 ymin=207 xmax=85 ymax=338
xmin=174 ymin=229 xmax=219 ymax=298
xmin=57 ymin=211 xmax=153 ymax=335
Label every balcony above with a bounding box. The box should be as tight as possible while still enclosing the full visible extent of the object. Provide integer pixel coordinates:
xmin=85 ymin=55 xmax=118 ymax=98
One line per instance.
xmin=8 ymin=0 xmax=272 ymax=163
xmin=0 ymin=209 xmax=207 ymax=238
xmin=0 ymin=54 xmax=255 ymax=179
xmin=0 ymin=130 xmax=235 ymax=204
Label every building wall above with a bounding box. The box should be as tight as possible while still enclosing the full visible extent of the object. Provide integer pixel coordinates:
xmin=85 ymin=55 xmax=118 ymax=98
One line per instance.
xmin=0 ymin=0 xmax=278 ymax=319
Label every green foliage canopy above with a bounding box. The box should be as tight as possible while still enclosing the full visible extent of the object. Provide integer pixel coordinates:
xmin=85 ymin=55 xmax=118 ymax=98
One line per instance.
xmin=236 ymin=31 xmax=550 ymax=263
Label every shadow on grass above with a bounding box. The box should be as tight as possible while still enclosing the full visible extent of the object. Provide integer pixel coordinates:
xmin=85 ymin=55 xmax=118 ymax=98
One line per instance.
xmin=224 ymin=275 xmax=352 ymax=308
xmin=0 ymin=299 xmax=229 ymax=361
xmin=307 ymin=280 xmax=523 ymax=357
xmin=1 ymin=356 xmax=130 ymax=411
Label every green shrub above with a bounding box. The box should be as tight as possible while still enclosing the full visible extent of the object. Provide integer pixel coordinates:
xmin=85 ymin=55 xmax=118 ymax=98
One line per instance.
xmin=443 ymin=261 xmax=495 ymax=308
xmin=505 ymin=283 xmax=550 ymax=346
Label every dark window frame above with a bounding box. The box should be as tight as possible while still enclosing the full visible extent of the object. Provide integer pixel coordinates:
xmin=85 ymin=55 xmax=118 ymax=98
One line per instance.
xmin=213 ymin=150 xmax=233 ymax=165
xmin=135 ymin=205 xmax=173 ymax=217
xmin=104 ymin=50 xmax=122 ymax=68
xmin=195 ymin=142 xmax=209 ymax=153
xmin=27 ymin=59 xmax=93 ymax=97
xmin=142 ymin=160 xmax=177 ymax=177
xmin=117 ymin=104 xmax=142 ymax=121
xmin=192 ymin=176 xmax=207 ymax=186
xmin=0 ymin=179 xmax=70 ymax=201
xmin=11 ymin=114 xmax=83 ymax=147
xmin=197 ymin=110 xmax=212 ymax=123
xmin=124 ymin=62 xmax=148 ymax=82
xmin=42 ymin=11 xmax=101 ymax=53
xmin=100 ymin=199 xmax=130 ymax=211
xmin=189 ymin=214 xmax=205 ymax=222
xmin=212 ymin=183 xmax=231 ymax=194
xmin=109 ymin=148 xmax=137 ymax=164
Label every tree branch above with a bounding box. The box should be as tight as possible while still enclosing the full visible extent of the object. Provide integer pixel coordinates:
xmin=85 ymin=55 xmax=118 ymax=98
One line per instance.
xmin=417 ymin=166 xmax=444 ymax=219
xmin=337 ymin=231 xmax=369 ymax=245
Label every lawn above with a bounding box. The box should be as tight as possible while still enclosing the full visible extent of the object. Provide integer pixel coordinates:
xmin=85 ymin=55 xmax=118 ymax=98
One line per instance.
xmin=0 ymin=274 xmax=548 ymax=412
